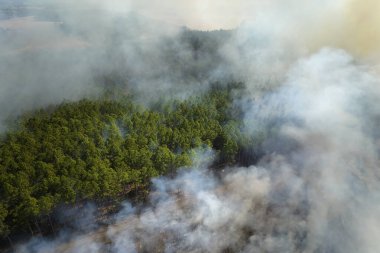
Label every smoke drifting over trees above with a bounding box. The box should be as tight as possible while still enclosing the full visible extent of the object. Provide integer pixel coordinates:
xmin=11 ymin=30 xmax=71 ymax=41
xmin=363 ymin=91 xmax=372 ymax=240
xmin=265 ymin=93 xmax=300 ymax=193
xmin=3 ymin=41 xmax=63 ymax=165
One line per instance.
xmin=1 ymin=0 xmax=380 ymax=130
xmin=2 ymin=0 xmax=380 ymax=252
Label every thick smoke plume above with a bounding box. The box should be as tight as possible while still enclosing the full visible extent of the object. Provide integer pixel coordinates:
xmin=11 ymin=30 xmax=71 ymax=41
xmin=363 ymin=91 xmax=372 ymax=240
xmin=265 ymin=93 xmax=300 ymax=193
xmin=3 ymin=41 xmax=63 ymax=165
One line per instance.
xmin=3 ymin=0 xmax=380 ymax=252
xmin=14 ymin=47 xmax=380 ymax=253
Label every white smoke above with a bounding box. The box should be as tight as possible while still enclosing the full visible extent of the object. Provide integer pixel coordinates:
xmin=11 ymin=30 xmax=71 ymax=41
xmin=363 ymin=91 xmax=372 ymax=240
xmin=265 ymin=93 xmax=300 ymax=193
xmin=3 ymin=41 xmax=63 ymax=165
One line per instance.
xmin=100 ymin=49 xmax=380 ymax=252
xmin=14 ymin=48 xmax=380 ymax=252
xmin=1 ymin=0 xmax=380 ymax=130
xmin=5 ymin=0 xmax=380 ymax=252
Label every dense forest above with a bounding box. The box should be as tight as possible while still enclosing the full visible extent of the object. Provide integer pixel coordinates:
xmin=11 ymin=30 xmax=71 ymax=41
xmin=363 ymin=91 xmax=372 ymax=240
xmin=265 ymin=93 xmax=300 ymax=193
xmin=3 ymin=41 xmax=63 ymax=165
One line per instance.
xmin=0 ymin=84 xmax=257 ymax=243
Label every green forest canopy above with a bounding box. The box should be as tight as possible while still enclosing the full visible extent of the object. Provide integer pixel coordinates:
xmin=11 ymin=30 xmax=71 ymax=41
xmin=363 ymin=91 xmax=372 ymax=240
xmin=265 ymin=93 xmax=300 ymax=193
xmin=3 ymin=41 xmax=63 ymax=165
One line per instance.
xmin=0 ymin=85 xmax=255 ymax=238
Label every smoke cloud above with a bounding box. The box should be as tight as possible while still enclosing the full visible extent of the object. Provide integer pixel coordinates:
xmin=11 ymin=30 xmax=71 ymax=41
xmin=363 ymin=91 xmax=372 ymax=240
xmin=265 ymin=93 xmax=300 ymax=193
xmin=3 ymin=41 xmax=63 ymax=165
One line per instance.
xmin=14 ymin=48 xmax=380 ymax=252
xmin=3 ymin=0 xmax=380 ymax=252
xmin=1 ymin=0 xmax=380 ymax=129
